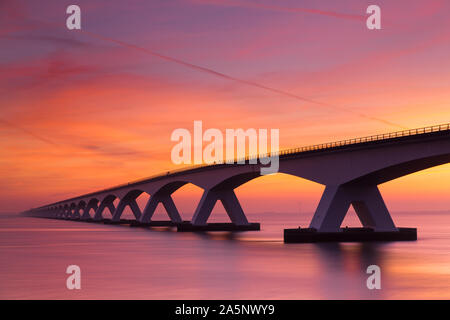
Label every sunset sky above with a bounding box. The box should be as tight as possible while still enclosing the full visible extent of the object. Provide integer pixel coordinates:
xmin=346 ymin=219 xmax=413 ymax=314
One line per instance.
xmin=1 ymin=0 xmax=449 ymax=216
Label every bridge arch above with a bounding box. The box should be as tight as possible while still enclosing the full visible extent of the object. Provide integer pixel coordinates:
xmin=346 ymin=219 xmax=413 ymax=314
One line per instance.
xmin=73 ymin=201 xmax=86 ymax=219
xmin=94 ymin=194 xmax=117 ymax=221
xmin=55 ymin=206 xmax=60 ymax=218
xmin=308 ymin=160 xmax=450 ymax=232
xmin=349 ymin=154 xmax=450 ymax=185
xmin=111 ymin=189 xmax=146 ymax=221
xmin=113 ymin=182 xmax=189 ymax=223
xmin=140 ymin=181 xmax=188 ymax=223
xmin=190 ymin=170 xmax=325 ymax=226
xmin=69 ymin=203 xmax=77 ymax=218
xmin=82 ymin=198 xmax=99 ymax=219
xmin=63 ymin=204 xmax=70 ymax=218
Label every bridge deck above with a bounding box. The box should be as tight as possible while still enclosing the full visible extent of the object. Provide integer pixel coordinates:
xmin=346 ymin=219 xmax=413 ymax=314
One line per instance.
xmin=32 ymin=123 xmax=450 ymax=210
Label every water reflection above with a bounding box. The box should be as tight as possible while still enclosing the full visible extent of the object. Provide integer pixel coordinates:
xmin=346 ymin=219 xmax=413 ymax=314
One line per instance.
xmin=0 ymin=213 xmax=449 ymax=299
xmin=312 ymin=242 xmax=387 ymax=299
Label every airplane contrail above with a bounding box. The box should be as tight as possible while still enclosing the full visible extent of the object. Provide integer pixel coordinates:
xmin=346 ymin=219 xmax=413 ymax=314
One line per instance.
xmin=24 ymin=17 xmax=407 ymax=129
xmin=80 ymin=30 xmax=407 ymax=129
xmin=0 ymin=118 xmax=59 ymax=146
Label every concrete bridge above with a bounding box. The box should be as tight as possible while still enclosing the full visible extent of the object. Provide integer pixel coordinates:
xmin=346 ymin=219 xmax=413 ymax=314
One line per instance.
xmin=24 ymin=123 xmax=450 ymax=242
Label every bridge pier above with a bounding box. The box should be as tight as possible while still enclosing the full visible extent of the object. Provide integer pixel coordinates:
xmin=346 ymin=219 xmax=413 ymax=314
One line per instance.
xmin=192 ymin=189 xmax=249 ymax=226
xmin=140 ymin=192 xmax=182 ymax=223
xmin=72 ymin=203 xmax=85 ymax=220
xmin=94 ymin=197 xmax=116 ymax=221
xmin=81 ymin=200 xmax=98 ymax=220
xmin=112 ymin=197 xmax=142 ymax=222
xmin=63 ymin=206 xmax=70 ymax=219
xmin=284 ymin=183 xmax=417 ymax=243
xmin=72 ymin=210 xmax=80 ymax=220
xmin=178 ymin=188 xmax=260 ymax=232
xmin=310 ymin=184 xmax=397 ymax=232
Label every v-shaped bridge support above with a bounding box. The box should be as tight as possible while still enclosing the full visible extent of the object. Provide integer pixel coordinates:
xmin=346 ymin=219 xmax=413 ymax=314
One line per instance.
xmin=140 ymin=192 xmax=182 ymax=223
xmin=191 ymin=188 xmax=250 ymax=226
xmin=309 ymin=183 xmax=397 ymax=232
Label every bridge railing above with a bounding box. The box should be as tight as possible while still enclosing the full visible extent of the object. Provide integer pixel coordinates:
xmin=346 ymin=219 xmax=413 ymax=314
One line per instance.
xmin=239 ymin=123 xmax=450 ymax=163
xmin=122 ymin=123 xmax=450 ymax=188
xmin=31 ymin=123 xmax=450 ymax=210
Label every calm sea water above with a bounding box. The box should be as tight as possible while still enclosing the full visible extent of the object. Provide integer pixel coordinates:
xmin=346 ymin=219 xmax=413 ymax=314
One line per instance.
xmin=1 ymin=211 xmax=449 ymax=299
